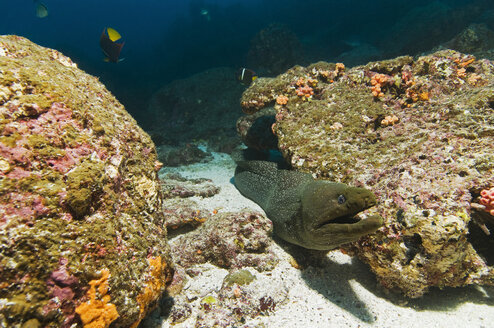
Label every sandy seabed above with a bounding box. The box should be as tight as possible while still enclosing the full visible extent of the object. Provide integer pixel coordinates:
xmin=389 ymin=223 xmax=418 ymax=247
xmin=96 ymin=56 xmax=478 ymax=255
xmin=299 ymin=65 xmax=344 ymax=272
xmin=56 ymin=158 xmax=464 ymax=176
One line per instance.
xmin=146 ymin=152 xmax=494 ymax=328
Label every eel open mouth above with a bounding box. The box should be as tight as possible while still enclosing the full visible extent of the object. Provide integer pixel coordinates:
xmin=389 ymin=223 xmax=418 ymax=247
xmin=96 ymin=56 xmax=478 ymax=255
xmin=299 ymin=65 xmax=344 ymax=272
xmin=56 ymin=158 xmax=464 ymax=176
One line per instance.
xmin=314 ymin=212 xmax=363 ymax=229
xmin=325 ymin=214 xmax=361 ymax=225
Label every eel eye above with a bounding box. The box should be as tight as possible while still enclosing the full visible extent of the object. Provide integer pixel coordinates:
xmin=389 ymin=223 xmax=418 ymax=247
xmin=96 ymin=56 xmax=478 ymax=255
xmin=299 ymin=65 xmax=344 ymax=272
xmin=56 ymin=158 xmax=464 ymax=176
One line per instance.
xmin=337 ymin=194 xmax=346 ymax=204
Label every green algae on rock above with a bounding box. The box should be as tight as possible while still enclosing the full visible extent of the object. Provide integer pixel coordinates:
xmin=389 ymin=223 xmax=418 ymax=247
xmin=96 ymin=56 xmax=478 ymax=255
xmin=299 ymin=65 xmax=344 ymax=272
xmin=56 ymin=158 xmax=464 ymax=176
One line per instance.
xmin=240 ymin=50 xmax=494 ymax=297
xmin=171 ymin=211 xmax=277 ymax=271
xmin=147 ymin=67 xmax=245 ymax=147
xmin=247 ymin=23 xmax=303 ymax=76
xmin=0 ymin=35 xmax=173 ymax=327
xmin=223 ymin=269 xmax=256 ymax=286
xmin=155 ymin=263 xmax=287 ymax=327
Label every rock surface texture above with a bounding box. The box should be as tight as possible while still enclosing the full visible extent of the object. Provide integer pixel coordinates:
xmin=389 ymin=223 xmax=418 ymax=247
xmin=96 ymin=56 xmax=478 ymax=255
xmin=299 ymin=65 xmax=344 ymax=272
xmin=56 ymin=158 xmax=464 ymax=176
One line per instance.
xmin=146 ymin=67 xmax=245 ymax=148
xmin=438 ymin=23 xmax=494 ymax=61
xmin=0 ymin=36 xmax=173 ymax=327
xmin=148 ymin=166 xmax=280 ymax=327
xmin=240 ymin=50 xmax=494 ymax=297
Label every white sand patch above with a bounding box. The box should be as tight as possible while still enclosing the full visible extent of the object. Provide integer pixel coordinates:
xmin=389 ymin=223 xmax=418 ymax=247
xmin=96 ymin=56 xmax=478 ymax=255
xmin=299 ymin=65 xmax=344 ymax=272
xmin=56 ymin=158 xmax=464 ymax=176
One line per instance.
xmin=154 ymin=152 xmax=494 ymax=328
xmin=159 ymin=152 xmax=263 ymax=214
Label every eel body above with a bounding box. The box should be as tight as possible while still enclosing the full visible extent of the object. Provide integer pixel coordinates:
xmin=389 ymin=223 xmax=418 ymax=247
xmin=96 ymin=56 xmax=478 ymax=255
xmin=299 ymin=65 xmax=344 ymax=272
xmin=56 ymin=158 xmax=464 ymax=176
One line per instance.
xmin=234 ymin=160 xmax=383 ymax=250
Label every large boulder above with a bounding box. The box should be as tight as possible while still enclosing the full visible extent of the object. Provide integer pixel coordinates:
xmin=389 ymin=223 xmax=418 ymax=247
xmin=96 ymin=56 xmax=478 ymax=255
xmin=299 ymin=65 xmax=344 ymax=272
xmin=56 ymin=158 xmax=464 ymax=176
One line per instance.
xmin=0 ymin=36 xmax=173 ymax=327
xmin=146 ymin=67 xmax=244 ymax=149
xmin=240 ymin=50 xmax=494 ymax=297
xmin=247 ymin=24 xmax=303 ymax=76
xmin=437 ymin=23 xmax=494 ymax=60
xmin=379 ymin=1 xmax=483 ymax=57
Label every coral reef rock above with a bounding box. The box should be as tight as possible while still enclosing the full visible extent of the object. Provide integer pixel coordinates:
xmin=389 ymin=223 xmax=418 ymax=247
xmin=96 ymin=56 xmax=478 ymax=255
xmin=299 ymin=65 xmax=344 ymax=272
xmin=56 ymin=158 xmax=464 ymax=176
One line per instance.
xmin=157 ymin=144 xmax=213 ymax=167
xmin=240 ymin=49 xmax=494 ymax=298
xmin=147 ymin=67 xmax=244 ymax=147
xmin=171 ymin=211 xmax=277 ymax=271
xmin=247 ymin=23 xmax=303 ymax=76
xmin=160 ymin=173 xmax=219 ymax=230
xmin=0 ymin=36 xmax=173 ymax=327
xmin=158 ymin=265 xmax=287 ymax=327
xmin=161 ymin=172 xmax=220 ymax=199
xmin=163 ymin=197 xmax=213 ymax=231
xmin=438 ymin=23 xmax=494 ymax=60
xmin=335 ymin=43 xmax=382 ymax=68
xmin=380 ymin=1 xmax=483 ymax=57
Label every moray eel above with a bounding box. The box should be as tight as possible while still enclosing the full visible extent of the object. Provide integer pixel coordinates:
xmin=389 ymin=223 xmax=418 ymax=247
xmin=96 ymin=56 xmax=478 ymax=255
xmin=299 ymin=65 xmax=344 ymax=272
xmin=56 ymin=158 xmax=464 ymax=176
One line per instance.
xmin=234 ymin=160 xmax=383 ymax=250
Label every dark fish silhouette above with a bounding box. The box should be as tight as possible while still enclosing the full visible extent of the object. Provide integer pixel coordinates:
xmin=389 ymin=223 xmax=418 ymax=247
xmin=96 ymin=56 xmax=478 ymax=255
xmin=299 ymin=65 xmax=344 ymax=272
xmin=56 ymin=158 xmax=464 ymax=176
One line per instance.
xmin=237 ymin=68 xmax=258 ymax=85
xmin=99 ymin=27 xmax=125 ymax=63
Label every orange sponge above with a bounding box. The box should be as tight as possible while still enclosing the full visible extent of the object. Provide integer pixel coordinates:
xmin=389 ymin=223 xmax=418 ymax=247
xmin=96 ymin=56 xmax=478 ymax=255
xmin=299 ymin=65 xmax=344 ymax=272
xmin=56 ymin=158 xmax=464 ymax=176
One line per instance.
xmin=75 ymin=269 xmax=119 ymax=328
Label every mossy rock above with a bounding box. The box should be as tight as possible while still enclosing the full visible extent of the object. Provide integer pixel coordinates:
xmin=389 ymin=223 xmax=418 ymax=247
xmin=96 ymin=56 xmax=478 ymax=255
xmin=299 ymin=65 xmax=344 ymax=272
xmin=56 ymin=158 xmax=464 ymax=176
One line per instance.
xmin=240 ymin=49 xmax=494 ymax=297
xmin=0 ymin=35 xmax=173 ymax=327
xmin=223 ymin=269 xmax=256 ymax=286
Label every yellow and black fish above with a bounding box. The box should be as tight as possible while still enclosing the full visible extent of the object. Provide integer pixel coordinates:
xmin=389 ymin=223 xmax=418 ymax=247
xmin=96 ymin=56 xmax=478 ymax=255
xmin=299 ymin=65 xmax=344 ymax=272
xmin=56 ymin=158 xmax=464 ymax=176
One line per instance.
xmin=237 ymin=68 xmax=257 ymax=85
xmin=100 ymin=27 xmax=125 ymax=63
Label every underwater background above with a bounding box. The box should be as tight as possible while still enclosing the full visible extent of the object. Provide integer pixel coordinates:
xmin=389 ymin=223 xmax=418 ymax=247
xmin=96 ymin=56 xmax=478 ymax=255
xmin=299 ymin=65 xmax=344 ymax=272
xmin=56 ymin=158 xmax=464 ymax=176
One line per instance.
xmin=2 ymin=0 xmax=493 ymax=127
xmin=2 ymin=1 xmax=494 ymax=327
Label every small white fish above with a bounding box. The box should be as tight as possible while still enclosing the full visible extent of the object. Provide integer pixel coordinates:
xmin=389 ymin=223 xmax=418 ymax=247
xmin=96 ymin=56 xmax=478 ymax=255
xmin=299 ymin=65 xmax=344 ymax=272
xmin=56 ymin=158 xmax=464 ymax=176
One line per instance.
xmin=34 ymin=1 xmax=48 ymax=18
xmin=200 ymin=8 xmax=211 ymax=21
xmin=342 ymin=37 xmax=362 ymax=48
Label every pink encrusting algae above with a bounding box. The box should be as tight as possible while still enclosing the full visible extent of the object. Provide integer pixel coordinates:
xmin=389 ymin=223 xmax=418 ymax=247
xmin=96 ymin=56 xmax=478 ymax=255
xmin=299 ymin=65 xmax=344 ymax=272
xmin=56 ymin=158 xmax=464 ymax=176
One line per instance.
xmin=0 ymin=35 xmax=174 ymax=327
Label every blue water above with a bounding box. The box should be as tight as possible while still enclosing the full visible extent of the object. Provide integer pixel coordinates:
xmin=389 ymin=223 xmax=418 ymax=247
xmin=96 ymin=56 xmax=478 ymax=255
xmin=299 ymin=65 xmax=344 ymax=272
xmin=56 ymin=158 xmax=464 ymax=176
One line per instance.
xmin=2 ymin=0 xmax=493 ymax=125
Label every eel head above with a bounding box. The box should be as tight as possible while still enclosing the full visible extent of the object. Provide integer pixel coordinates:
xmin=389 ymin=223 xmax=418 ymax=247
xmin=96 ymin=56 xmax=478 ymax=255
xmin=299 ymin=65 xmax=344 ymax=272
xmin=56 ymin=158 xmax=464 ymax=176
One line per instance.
xmin=300 ymin=181 xmax=383 ymax=250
